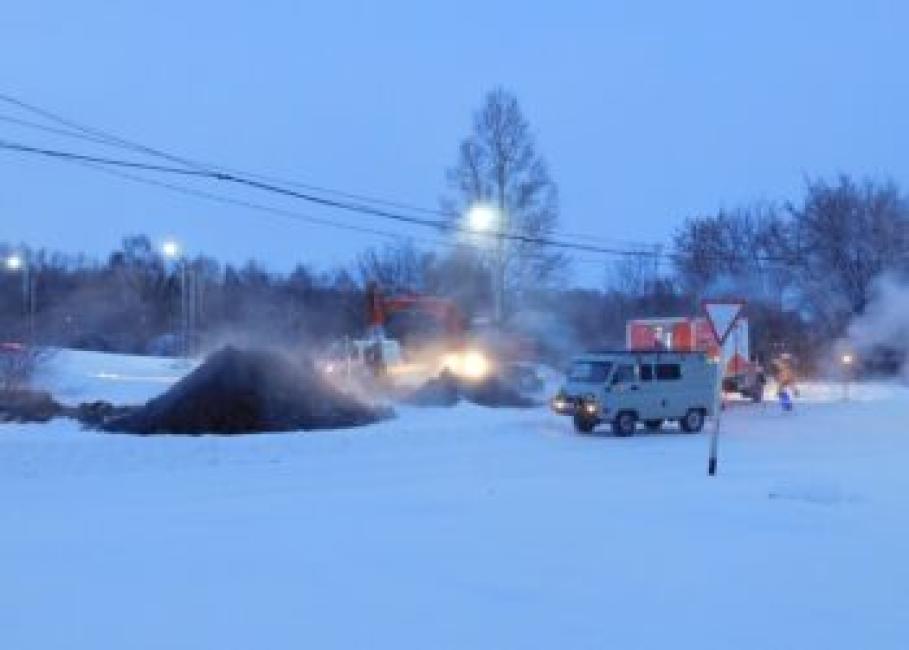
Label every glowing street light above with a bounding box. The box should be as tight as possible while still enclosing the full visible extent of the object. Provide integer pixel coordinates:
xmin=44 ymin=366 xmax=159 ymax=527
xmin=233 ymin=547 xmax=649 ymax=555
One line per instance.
xmin=840 ymin=352 xmax=854 ymax=401
xmin=161 ymin=239 xmax=192 ymax=357
xmin=464 ymin=202 xmax=507 ymax=323
xmin=5 ymin=253 xmax=23 ymax=272
xmin=465 ymin=203 xmax=498 ymax=233
xmin=4 ymin=251 xmax=35 ymax=344
xmin=161 ymin=239 xmax=181 ymax=259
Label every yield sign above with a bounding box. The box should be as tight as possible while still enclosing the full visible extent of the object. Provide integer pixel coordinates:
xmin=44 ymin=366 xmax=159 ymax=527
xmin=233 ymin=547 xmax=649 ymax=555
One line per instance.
xmin=702 ymin=299 xmax=745 ymax=345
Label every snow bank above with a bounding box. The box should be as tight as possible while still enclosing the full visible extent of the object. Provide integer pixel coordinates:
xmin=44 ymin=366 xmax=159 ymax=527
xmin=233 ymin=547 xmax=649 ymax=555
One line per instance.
xmin=2 ymin=350 xmax=908 ymax=649
xmin=32 ymin=348 xmax=191 ymax=405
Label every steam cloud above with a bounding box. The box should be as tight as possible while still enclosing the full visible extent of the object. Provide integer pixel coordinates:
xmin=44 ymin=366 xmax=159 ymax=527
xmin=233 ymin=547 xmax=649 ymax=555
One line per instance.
xmin=846 ymin=274 xmax=909 ymax=378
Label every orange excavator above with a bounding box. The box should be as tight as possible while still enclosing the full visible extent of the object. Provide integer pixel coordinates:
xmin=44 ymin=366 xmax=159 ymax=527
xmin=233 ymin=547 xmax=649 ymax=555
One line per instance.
xmin=365 ymin=282 xmax=466 ymax=342
xmin=361 ymin=282 xmax=491 ymax=381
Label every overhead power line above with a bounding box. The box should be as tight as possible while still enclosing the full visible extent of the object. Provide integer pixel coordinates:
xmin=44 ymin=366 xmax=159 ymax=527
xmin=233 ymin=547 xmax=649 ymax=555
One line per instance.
xmin=0 ymin=92 xmax=658 ymax=251
xmin=67 ymin=158 xmax=624 ymax=266
xmin=0 ymin=138 xmax=681 ymax=260
xmin=0 ymin=115 xmax=617 ymax=263
xmin=75 ymin=158 xmax=456 ymax=247
xmin=0 ymin=99 xmax=447 ymax=218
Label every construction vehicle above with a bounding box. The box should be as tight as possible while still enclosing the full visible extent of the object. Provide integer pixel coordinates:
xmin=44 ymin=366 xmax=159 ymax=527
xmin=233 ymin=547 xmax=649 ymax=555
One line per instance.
xmin=626 ymin=315 xmax=764 ymax=401
xmin=321 ymin=283 xmax=493 ymax=386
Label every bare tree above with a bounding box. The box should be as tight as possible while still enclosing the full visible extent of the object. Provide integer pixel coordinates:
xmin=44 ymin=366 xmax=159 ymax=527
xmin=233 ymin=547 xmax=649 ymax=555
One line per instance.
xmin=608 ymin=251 xmax=661 ymax=297
xmin=0 ymin=346 xmax=40 ymax=391
xmin=672 ymin=202 xmax=793 ymax=305
xmin=445 ymin=87 xmax=564 ymax=322
xmin=789 ymin=176 xmax=909 ymax=330
xmin=355 ymin=241 xmax=427 ymax=294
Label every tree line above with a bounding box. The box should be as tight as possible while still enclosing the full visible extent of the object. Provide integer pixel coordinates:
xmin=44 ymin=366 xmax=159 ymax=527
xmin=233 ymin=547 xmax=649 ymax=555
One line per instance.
xmin=669 ymin=175 xmax=909 ymax=368
xmin=2 ymin=88 xmax=907 ymax=372
xmin=2 ymin=171 xmax=906 ymax=372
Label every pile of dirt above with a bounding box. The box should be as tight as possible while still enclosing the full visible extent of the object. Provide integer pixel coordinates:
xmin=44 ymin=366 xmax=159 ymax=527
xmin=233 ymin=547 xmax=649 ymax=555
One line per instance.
xmin=404 ymin=370 xmax=536 ymax=408
xmin=0 ymin=391 xmax=143 ymax=428
xmin=71 ymin=401 xmax=138 ymax=428
xmin=104 ymin=346 xmax=392 ymax=434
xmin=461 ymin=375 xmax=537 ymax=408
xmin=403 ymin=371 xmax=461 ymax=407
xmin=0 ymin=389 xmax=63 ymax=423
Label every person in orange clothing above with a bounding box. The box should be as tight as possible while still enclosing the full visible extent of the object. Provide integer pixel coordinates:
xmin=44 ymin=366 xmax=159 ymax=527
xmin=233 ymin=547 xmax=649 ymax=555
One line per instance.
xmin=774 ymin=354 xmax=798 ymax=411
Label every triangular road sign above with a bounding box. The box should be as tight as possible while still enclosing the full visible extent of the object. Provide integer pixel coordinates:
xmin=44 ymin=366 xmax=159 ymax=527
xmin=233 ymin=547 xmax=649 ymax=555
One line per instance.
xmin=703 ymin=300 xmax=745 ymax=345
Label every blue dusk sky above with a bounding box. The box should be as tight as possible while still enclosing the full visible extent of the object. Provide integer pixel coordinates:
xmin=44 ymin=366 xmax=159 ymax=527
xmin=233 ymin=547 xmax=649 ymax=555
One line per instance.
xmin=2 ymin=1 xmax=906 ymax=284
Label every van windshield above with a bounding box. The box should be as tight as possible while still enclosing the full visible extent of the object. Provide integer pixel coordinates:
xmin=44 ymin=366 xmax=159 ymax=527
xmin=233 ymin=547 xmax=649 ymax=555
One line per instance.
xmin=567 ymin=361 xmax=612 ymax=382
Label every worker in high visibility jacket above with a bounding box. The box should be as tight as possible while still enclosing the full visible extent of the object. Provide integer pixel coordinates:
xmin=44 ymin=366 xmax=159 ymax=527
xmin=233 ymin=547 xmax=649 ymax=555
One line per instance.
xmin=774 ymin=354 xmax=797 ymax=411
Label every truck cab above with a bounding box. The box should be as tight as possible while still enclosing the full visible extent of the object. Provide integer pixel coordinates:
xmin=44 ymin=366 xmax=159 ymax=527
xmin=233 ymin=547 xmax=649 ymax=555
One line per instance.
xmin=552 ymin=351 xmax=719 ymax=435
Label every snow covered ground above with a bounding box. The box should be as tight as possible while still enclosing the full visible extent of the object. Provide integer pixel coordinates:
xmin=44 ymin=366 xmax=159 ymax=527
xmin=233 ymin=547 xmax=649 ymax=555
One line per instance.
xmin=32 ymin=348 xmax=192 ymax=404
xmin=2 ymin=350 xmax=908 ymax=649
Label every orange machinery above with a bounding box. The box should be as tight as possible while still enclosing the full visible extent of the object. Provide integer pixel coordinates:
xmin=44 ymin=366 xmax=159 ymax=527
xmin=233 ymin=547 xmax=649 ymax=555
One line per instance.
xmin=626 ymin=316 xmax=751 ymax=376
xmin=365 ymin=281 xmax=466 ymax=342
xmin=363 ymin=282 xmax=492 ymax=380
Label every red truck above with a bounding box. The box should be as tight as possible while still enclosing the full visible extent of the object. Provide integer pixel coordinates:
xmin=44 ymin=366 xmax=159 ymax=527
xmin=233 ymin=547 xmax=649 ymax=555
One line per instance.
xmin=626 ymin=316 xmax=764 ymax=401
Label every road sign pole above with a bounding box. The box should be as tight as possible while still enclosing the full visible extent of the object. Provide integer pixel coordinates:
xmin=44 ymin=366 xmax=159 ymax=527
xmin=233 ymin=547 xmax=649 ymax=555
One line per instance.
xmin=708 ymin=378 xmax=722 ymax=476
xmin=702 ymin=299 xmax=746 ymax=478
xmin=708 ymin=425 xmax=719 ymax=475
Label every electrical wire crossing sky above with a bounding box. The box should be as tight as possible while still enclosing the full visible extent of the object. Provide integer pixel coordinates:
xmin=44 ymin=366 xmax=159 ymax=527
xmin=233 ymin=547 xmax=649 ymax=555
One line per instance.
xmin=1 ymin=1 xmax=906 ymax=286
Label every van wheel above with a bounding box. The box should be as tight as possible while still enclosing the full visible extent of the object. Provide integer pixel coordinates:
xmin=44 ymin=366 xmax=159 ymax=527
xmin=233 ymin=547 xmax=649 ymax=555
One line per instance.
xmin=644 ymin=419 xmax=663 ymax=431
xmin=612 ymin=411 xmax=637 ymax=437
xmin=573 ymin=414 xmax=597 ymax=433
xmin=680 ymin=409 xmax=705 ymax=433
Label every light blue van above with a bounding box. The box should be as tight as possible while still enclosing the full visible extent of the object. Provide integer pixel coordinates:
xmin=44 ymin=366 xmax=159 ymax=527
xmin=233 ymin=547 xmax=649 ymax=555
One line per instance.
xmin=552 ymin=351 xmax=719 ymax=435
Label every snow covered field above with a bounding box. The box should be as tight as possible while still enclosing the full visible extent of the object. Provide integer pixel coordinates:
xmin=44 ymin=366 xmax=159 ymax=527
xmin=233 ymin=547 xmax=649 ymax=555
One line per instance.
xmin=2 ymin=351 xmax=908 ymax=649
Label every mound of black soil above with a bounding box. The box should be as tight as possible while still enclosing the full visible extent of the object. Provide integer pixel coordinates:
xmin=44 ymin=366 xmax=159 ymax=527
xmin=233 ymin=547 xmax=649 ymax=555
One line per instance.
xmin=0 ymin=389 xmax=63 ymax=423
xmin=104 ymin=346 xmax=391 ymax=434
xmin=403 ymin=371 xmax=461 ymax=407
xmin=71 ymin=401 xmax=138 ymax=428
xmin=461 ymin=375 xmax=537 ymax=408
xmin=404 ymin=371 xmax=536 ymax=408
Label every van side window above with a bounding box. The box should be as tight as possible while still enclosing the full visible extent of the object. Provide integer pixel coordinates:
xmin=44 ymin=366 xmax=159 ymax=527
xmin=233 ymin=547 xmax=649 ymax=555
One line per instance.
xmin=639 ymin=364 xmax=653 ymax=381
xmin=655 ymin=363 xmax=681 ymax=380
xmin=612 ymin=364 xmax=637 ymax=384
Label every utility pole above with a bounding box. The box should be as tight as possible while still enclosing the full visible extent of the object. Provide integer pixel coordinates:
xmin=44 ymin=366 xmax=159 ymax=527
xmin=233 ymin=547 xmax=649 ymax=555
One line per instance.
xmin=192 ymin=265 xmax=203 ymax=352
xmin=23 ymin=254 xmax=33 ymax=346
xmin=6 ymin=250 xmax=35 ymax=346
xmin=185 ymin=262 xmax=205 ymax=356
xmin=653 ymin=244 xmax=662 ymax=291
xmin=180 ymin=258 xmax=189 ymax=357
xmin=161 ymin=239 xmax=193 ymax=358
xmin=28 ymin=261 xmax=36 ymax=346
xmin=841 ymin=353 xmax=854 ymax=401
xmin=495 ymin=175 xmax=507 ymax=325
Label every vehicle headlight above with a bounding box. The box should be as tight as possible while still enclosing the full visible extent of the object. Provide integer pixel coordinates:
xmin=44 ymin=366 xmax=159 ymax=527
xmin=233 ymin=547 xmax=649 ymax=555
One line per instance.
xmin=461 ymin=350 xmax=490 ymax=379
xmin=584 ymin=401 xmax=598 ymax=415
xmin=441 ymin=350 xmax=490 ymax=380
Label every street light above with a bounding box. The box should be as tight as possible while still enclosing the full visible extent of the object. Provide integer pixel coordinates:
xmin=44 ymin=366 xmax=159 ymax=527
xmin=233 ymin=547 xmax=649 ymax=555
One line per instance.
xmin=161 ymin=239 xmax=190 ymax=357
xmin=161 ymin=239 xmax=181 ymax=260
xmin=4 ymin=251 xmax=34 ymax=345
xmin=5 ymin=253 xmax=23 ymax=272
xmin=464 ymin=202 xmax=506 ymax=324
xmin=466 ymin=203 xmax=498 ymax=233
xmin=841 ymin=352 xmax=854 ymax=401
